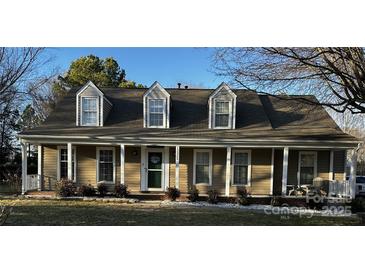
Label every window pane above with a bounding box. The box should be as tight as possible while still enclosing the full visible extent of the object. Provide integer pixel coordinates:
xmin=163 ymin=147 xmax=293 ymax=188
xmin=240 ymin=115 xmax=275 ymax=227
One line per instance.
xmin=196 ymin=152 xmax=209 ymax=165
xmin=99 ymin=150 xmax=113 ymax=182
xmin=235 ymin=153 xmax=248 ymax=165
xmin=234 ymin=166 xmax=248 ymax=185
xmin=300 ymin=167 xmax=314 ymax=185
xmin=82 ymin=97 xmax=97 ymax=111
xmin=215 ymin=101 xmax=229 ymax=114
xmin=60 ymin=162 xmax=68 ymax=179
xmin=149 ymin=99 xmax=164 ymax=113
xmin=149 ymin=113 xmax=163 ymax=126
xmin=99 ymin=163 xmax=113 ymax=181
xmin=215 ymin=114 xmax=229 ymax=127
xmin=301 ymin=154 xmax=315 ymax=167
xmin=196 ymin=165 xmax=209 ymax=184
xmin=100 ymin=150 xmax=113 ymax=163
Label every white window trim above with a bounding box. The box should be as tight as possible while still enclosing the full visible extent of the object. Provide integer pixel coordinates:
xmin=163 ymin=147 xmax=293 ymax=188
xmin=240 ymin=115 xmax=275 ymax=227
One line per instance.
xmin=193 ymin=149 xmax=213 ymax=186
xmin=213 ymin=99 xmax=233 ymax=129
xmin=147 ymin=98 xmax=167 ymax=128
xmin=297 ymin=151 xmax=318 ymax=186
xmin=143 ymin=81 xmax=170 ymax=129
xmin=208 ymin=82 xmax=237 ymax=130
xmin=96 ymin=147 xmax=116 ymax=184
xmin=231 ymin=149 xmax=251 ymax=186
xmin=57 ymin=146 xmax=77 ymax=181
xmin=80 ymin=96 xmax=99 ymax=126
xmin=76 ymin=81 xmax=111 ymax=127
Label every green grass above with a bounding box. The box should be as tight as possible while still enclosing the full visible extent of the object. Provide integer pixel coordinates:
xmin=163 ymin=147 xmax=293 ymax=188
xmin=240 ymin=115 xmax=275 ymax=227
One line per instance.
xmin=0 ymin=199 xmax=362 ymax=225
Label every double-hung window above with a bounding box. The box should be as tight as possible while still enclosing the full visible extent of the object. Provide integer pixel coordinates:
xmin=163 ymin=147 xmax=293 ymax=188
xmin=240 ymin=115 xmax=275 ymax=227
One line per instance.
xmin=97 ymin=148 xmax=114 ymax=183
xmin=148 ymin=99 xmax=165 ymax=127
xmin=194 ymin=150 xmax=212 ymax=185
xmin=59 ymin=147 xmax=76 ymax=181
xmin=214 ymin=101 xmax=230 ymax=128
xmin=298 ymin=152 xmax=317 ymax=185
xmin=232 ymin=151 xmax=251 ymax=185
xmin=81 ymin=97 xmax=98 ymax=126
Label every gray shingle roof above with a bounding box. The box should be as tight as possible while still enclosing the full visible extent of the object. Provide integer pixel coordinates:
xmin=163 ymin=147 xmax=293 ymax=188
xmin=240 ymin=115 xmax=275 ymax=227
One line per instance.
xmin=20 ymin=87 xmax=358 ymax=145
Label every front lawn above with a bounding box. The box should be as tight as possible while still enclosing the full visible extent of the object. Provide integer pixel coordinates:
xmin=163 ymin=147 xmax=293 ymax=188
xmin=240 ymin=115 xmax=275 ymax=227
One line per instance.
xmin=0 ymin=199 xmax=362 ymax=225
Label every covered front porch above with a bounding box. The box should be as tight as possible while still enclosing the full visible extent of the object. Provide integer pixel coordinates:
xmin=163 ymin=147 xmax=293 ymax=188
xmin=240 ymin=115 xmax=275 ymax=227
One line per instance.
xmin=19 ymin=139 xmax=359 ymax=199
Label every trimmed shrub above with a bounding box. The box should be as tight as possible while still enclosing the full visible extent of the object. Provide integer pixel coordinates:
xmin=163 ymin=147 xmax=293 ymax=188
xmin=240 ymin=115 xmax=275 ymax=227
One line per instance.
xmin=114 ymin=184 xmax=129 ymax=198
xmin=97 ymin=183 xmax=108 ymax=197
xmin=79 ymin=184 xmax=96 ymax=197
xmin=188 ymin=187 xmax=199 ymax=202
xmin=165 ymin=187 xmax=181 ymax=201
xmin=236 ymin=187 xmax=250 ymax=206
xmin=351 ymin=197 xmax=365 ymax=213
xmin=207 ymin=189 xmax=219 ymax=204
xmin=55 ymin=179 xmax=76 ymax=197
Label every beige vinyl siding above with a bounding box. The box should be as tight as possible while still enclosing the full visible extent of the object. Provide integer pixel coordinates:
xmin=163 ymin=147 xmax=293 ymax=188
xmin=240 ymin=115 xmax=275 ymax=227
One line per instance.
xmin=77 ymin=145 xmax=96 ymax=186
xmin=42 ymin=145 xmax=57 ymax=189
xmin=179 ymin=147 xmax=193 ymax=193
xmin=169 ymin=148 xmax=176 ymax=188
xmin=124 ymin=146 xmax=141 ymax=192
xmin=249 ymin=148 xmax=272 ymax=195
xmin=334 ymin=150 xmax=346 ymax=180
xmin=212 ymin=148 xmax=226 ymax=195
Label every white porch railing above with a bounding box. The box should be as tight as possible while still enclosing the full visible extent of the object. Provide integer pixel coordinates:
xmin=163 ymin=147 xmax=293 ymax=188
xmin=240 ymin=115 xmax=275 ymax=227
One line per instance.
xmin=328 ymin=180 xmax=351 ymax=198
xmin=26 ymin=174 xmax=40 ymax=192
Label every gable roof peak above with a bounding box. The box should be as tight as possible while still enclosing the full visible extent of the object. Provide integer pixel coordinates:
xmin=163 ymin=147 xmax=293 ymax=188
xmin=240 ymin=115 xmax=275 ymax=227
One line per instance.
xmin=144 ymin=81 xmax=170 ymax=98
xmin=76 ymin=80 xmax=105 ymax=97
xmin=210 ymin=82 xmax=236 ymax=99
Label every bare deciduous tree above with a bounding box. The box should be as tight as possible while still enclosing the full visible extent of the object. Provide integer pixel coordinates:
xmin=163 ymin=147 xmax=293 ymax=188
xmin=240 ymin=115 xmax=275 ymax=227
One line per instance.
xmin=212 ymin=47 xmax=365 ymax=114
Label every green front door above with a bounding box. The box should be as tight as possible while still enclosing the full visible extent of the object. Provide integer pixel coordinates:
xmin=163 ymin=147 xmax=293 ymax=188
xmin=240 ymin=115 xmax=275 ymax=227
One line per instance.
xmin=147 ymin=151 xmax=163 ymax=189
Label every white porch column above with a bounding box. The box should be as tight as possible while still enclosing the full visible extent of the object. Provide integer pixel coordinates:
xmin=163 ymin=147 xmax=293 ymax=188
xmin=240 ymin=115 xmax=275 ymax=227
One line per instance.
xmin=175 ymin=145 xmax=180 ymax=189
xmin=281 ymin=147 xmax=289 ymax=196
xmin=270 ymin=148 xmax=275 ymax=195
xmin=21 ymin=142 xmax=27 ymax=195
xmin=67 ymin=143 xmax=72 ymax=180
xmin=164 ymin=146 xmax=170 ymax=190
xmin=37 ymin=145 xmax=43 ymax=191
xmin=140 ymin=145 xmax=147 ymax=191
xmin=225 ymin=146 xmax=232 ymax=197
xmin=329 ymin=150 xmax=334 ymax=181
xmin=349 ymin=149 xmax=358 ymax=198
xmin=120 ymin=144 xmax=125 ymax=185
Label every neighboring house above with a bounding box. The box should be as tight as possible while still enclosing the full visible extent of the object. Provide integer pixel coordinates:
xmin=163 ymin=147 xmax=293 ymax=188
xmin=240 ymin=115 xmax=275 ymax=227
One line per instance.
xmin=18 ymin=81 xmax=360 ymax=197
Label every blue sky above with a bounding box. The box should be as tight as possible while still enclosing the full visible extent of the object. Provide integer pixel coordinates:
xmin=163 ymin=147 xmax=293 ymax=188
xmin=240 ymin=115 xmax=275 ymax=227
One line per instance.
xmin=46 ymin=47 xmax=222 ymax=88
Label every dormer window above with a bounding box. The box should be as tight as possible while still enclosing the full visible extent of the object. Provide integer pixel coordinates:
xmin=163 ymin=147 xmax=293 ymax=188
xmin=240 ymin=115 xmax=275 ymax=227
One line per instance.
xmin=143 ymin=81 xmax=170 ymax=128
xmin=209 ymin=82 xmax=236 ymax=129
xmin=76 ymin=81 xmax=112 ymax=127
xmin=214 ymin=101 xmax=230 ymax=128
xmin=149 ymin=99 xmax=165 ymax=127
xmin=81 ymin=97 xmax=98 ymax=126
